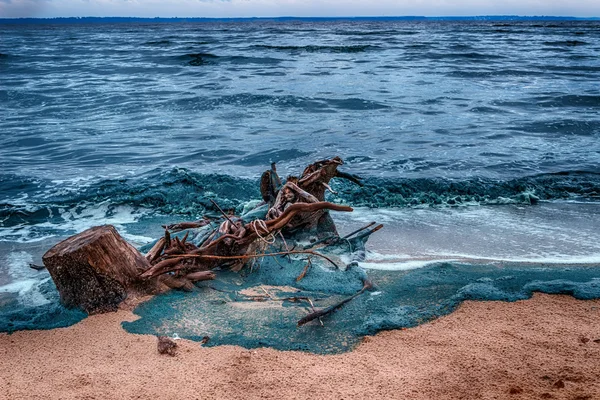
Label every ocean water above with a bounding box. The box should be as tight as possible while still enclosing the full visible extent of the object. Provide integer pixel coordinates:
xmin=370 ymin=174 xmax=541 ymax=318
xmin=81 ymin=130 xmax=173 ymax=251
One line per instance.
xmin=1 ymin=20 xmax=599 ymax=350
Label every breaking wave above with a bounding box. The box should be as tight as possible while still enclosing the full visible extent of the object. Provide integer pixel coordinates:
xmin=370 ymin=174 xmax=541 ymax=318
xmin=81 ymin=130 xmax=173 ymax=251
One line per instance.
xmin=1 ymin=168 xmax=599 ymax=242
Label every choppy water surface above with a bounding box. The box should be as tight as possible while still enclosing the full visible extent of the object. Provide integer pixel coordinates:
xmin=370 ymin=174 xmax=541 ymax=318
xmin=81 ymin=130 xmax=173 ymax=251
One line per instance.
xmin=1 ymin=20 xmax=599 ymax=180
xmin=1 ymin=20 xmax=599 ymax=347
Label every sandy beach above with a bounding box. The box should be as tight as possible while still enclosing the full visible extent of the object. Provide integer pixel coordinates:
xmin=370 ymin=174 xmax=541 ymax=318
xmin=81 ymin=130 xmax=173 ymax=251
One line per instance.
xmin=1 ymin=293 xmax=599 ymax=400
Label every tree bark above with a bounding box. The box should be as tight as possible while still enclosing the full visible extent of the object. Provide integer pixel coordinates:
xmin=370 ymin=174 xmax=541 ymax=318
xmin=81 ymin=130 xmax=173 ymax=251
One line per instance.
xmin=43 ymin=225 xmax=167 ymax=313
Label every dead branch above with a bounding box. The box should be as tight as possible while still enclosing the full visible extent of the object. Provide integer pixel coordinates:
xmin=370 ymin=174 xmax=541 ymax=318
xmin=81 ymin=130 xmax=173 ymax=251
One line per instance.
xmin=162 ymin=219 xmax=210 ymax=232
xmin=145 ymin=237 xmax=166 ymax=263
xmin=141 ymin=257 xmax=184 ymax=278
xmin=159 ymin=275 xmax=195 ymax=291
xmin=185 ymin=271 xmax=216 ymax=282
xmin=335 ymin=170 xmax=364 ymax=187
xmin=29 ymin=263 xmax=46 ymax=271
xmin=164 ymin=229 xmax=171 ymax=249
xmin=190 ymin=201 xmax=352 ymax=256
xmin=210 ymin=199 xmax=236 ymax=225
xmin=342 ymin=222 xmax=376 ymax=239
xmin=296 ymin=258 xmax=312 ymax=281
xmin=355 ymin=224 xmax=384 ymax=240
xmin=297 ymin=279 xmax=373 ymax=326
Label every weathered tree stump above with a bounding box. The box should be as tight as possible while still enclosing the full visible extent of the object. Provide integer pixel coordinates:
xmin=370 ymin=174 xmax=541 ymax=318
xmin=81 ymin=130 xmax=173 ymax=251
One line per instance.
xmin=43 ymin=225 xmax=166 ymax=313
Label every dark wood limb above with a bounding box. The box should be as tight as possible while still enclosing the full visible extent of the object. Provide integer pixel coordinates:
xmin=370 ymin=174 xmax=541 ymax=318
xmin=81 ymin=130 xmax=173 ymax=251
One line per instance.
xmin=185 ymin=271 xmax=216 ymax=282
xmin=335 ymin=170 xmax=364 ymax=187
xmin=141 ymin=257 xmax=184 ymax=278
xmin=190 ymin=202 xmax=352 ymax=257
xmin=297 ymin=280 xmax=373 ymax=326
xmin=355 ymin=224 xmax=384 ymax=240
xmin=342 ymin=222 xmax=376 ymax=239
xmin=162 ymin=219 xmax=210 ymax=232
xmin=296 ymin=258 xmax=312 ymax=282
xmin=145 ymin=237 xmax=166 ymax=263
xmin=29 ymin=263 xmax=46 ymax=271
xmin=164 ymin=229 xmax=171 ymax=249
xmin=210 ymin=199 xmax=236 ymax=225
xmin=159 ymin=275 xmax=195 ymax=292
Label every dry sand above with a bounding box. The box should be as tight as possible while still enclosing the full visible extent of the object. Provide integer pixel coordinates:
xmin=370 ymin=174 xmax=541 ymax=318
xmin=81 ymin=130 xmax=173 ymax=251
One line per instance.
xmin=1 ymin=293 xmax=599 ymax=400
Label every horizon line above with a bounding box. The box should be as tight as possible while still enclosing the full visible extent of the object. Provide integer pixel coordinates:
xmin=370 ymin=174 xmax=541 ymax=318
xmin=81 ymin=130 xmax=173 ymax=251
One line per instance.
xmin=2 ymin=15 xmax=600 ymax=21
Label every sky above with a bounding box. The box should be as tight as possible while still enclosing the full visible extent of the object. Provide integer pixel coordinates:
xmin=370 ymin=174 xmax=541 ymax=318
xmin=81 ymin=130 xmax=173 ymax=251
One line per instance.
xmin=1 ymin=0 xmax=599 ymax=19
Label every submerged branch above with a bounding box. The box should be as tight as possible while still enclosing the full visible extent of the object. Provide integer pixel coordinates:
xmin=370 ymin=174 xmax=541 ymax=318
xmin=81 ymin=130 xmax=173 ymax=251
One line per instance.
xmin=297 ymin=279 xmax=373 ymax=326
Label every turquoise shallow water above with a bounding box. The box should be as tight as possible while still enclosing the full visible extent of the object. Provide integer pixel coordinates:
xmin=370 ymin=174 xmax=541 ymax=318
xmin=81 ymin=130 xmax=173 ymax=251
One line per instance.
xmin=1 ymin=20 xmax=599 ymax=351
xmin=122 ymin=245 xmax=600 ymax=354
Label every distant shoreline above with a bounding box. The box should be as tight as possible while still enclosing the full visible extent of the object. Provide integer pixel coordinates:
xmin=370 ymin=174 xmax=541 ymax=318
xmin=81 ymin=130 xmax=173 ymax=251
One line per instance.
xmin=1 ymin=16 xmax=599 ymax=24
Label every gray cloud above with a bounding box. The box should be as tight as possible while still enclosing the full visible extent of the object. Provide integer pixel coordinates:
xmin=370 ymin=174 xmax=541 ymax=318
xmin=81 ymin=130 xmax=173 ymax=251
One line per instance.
xmin=0 ymin=0 xmax=49 ymax=17
xmin=1 ymin=0 xmax=599 ymax=18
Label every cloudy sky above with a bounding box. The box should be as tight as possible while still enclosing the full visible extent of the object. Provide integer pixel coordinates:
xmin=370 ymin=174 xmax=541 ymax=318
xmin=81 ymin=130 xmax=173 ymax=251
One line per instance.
xmin=1 ymin=0 xmax=599 ymax=18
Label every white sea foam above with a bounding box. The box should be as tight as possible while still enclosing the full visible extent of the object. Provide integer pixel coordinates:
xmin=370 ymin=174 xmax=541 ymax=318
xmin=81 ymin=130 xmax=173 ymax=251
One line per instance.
xmin=6 ymin=251 xmax=35 ymax=280
xmin=1 ymin=251 xmax=52 ymax=307
xmin=121 ymin=232 xmax=155 ymax=246
xmin=0 ymin=278 xmax=52 ymax=307
xmin=0 ymin=203 xmax=148 ymax=243
xmin=357 ymin=251 xmax=600 ymax=272
xmin=334 ymin=203 xmax=600 ymax=268
xmin=359 ymin=259 xmax=457 ymax=271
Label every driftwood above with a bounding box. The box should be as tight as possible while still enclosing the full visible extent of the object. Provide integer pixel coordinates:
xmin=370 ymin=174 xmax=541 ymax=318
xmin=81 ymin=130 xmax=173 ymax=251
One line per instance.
xmin=275 ymin=157 xmax=361 ymax=236
xmin=42 ymin=225 xmax=169 ymax=313
xmin=140 ymin=202 xmax=351 ymax=279
xmin=343 ymin=222 xmax=376 ymax=239
xmin=297 ymin=279 xmax=373 ymax=326
xmin=296 ymin=258 xmax=312 ymax=282
xmin=29 ymin=263 xmax=46 ymax=271
xmin=260 ymin=162 xmax=283 ymax=205
xmin=43 ymin=157 xmax=380 ymax=326
xmin=140 ymin=157 xmax=363 ymax=281
xmin=162 ymin=219 xmax=210 ymax=232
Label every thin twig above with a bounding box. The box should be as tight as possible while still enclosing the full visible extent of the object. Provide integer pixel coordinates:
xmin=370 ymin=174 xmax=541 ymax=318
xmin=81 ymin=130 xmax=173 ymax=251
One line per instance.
xmin=307 ymin=298 xmax=324 ymax=327
xmin=355 ymin=224 xmax=384 ymax=240
xmin=210 ymin=199 xmax=236 ymax=225
xmin=296 ymin=258 xmax=312 ymax=282
xmin=260 ymin=285 xmax=274 ymax=300
xmin=342 ymin=221 xmax=376 ymax=239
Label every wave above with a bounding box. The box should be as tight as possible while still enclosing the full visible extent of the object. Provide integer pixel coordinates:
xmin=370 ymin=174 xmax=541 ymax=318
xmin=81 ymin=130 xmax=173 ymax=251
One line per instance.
xmin=331 ymin=30 xmax=415 ymax=36
xmin=543 ymin=40 xmax=588 ymax=47
xmin=330 ymin=171 xmax=600 ymax=208
xmin=446 ymin=69 xmax=546 ymax=78
xmin=508 ymin=119 xmax=600 ymax=137
xmin=529 ymin=94 xmax=600 ymax=108
xmin=170 ymin=93 xmax=390 ymax=112
xmin=144 ymin=39 xmax=173 ymax=46
xmin=1 ymin=170 xmax=599 ymax=232
xmin=179 ymin=53 xmax=283 ymax=66
xmin=413 ymin=52 xmax=505 ymax=62
xmin=252 ymin=44 xmax=375 ymax=53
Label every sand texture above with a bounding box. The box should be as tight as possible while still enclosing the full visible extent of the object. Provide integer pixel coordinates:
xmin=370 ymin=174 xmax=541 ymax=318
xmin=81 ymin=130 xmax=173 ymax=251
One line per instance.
xmin=1 ymin=293 xmax=599 ymax=400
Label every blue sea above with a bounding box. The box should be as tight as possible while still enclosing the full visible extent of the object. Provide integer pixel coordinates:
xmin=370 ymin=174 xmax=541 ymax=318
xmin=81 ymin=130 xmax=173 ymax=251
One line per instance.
xmin=1 ymin=19 xmax=599 ymax=351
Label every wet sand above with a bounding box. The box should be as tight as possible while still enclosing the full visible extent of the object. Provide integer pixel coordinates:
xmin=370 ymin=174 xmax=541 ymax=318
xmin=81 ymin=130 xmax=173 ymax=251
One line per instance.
xmin=1 ymin=293 xmax=599 ymax=400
